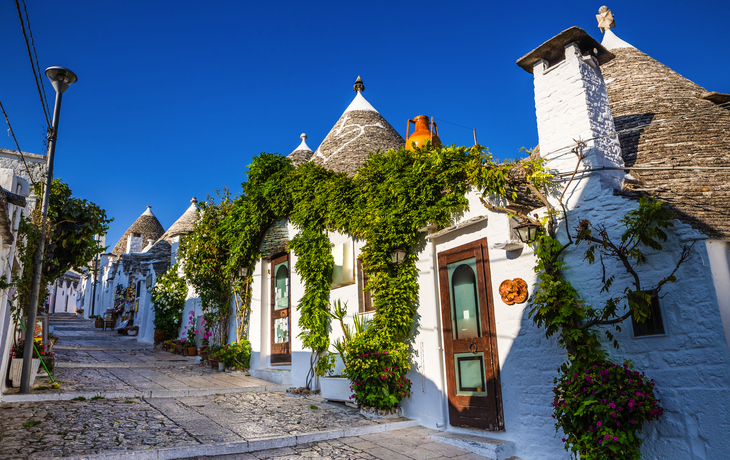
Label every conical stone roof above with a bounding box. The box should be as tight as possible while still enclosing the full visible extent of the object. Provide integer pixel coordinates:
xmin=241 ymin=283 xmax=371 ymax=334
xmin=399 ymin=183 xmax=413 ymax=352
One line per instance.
xmin=599 ymin=22 xmax=730 ymax=239
xmin=111 ymin=206 xmax=165 ymax=256
xmin=288 ymin=133 xmax=314 ymax=167
xmin=156 ymin=197 xmax=199 ymax=244
xmin=310 ymin=80 xmax=404 ymax=176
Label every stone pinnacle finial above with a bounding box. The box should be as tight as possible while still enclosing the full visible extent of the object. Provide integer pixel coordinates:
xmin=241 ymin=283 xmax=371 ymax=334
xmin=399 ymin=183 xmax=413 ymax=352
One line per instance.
xmin=596 ymin=6 xmax=616 ymax=33
xmin=301 ymin=133 xmax=307 ymax=140
xmin=190 ymin=197 xmax=197 ymax=205
xmin=353 ymin=76 xmax=365 ymax=93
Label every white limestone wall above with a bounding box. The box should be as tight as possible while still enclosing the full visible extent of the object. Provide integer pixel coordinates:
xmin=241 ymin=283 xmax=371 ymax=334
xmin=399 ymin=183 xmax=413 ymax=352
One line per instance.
xmin=401 ymin=192 xmax=567 ymax=459
xmin=0 ymin=172 xmax=31 ymax=399
xmin=528 ymin=38 xmax=730 ymax=459
xmin=706 ymin=240 xmax=730 ymax=357
xmin=248 ymin=259 xmax=266 ymax=370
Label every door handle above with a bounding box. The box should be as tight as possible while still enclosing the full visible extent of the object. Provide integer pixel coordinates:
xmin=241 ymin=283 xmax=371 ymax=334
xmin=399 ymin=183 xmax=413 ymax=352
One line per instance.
xmin=470 ymin=342 xmax=478 ymax=354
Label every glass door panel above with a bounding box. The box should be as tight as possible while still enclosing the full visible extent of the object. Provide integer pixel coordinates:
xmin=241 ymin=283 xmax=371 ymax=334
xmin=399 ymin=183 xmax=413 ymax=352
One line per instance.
xmin=274 ymin=261 xmax=289 ymax=311
xmin=454 ymin=352 xmax=487 ymax=396
xmin=448 ymin=258 xmax=481 ymax=340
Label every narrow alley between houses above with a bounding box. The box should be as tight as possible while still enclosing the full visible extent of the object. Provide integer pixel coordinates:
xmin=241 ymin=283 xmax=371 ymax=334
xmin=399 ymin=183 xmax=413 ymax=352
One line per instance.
xmin=0 ymin=313 xmax=495 ymax=460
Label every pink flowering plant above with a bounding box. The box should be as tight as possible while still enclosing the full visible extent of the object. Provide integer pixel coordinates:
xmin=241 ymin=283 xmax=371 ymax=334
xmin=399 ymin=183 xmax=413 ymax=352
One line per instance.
xmin=183 ymin=310 xmax=197 ymax=347
xmin=553 ymin=359 xmax=663 ymax=460
xmin=344 ymin=333 xmax=412 ymax=410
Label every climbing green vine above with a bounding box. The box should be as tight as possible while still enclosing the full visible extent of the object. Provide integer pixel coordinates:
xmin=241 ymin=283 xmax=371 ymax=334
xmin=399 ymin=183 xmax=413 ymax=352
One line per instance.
xmin=178 ymin=143 xmax=548 ymax=405
xmin=529 ymin=197 xmax=690 ymax=459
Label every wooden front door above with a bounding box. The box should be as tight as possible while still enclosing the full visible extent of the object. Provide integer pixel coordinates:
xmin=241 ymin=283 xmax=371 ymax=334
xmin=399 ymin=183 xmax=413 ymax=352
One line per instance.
xmin=438 ymin=239 xmax=503 ymax=430
xmin=270 ymin=253 xmax=291 ymax=364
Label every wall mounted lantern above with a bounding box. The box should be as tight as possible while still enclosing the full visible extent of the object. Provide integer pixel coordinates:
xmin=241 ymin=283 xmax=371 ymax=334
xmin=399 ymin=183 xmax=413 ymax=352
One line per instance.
xmin=239 ymin=267 xmax=250 ymax=277
xmin=390 ymin=249 xmax=408 ymax=264
xmin=514 ymin=221 xmax=542 ymax=244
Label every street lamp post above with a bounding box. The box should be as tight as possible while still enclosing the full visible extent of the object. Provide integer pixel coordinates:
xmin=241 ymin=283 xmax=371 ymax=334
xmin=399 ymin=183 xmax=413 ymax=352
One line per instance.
xmin=19 ymin=66 xmax=77 ymax=393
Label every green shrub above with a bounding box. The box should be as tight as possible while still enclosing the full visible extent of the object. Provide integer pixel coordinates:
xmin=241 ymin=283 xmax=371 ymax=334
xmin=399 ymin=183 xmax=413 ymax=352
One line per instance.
xmin=314 ymin=352 xmax=337 ymax=377
xmin=345 ymin=332 xmax=411 ymax=410
xmin=553 ymin=359 xmax=663 ymax=460
xmin=218 ymin=340 xmax=252 ymax=370
xmin=151 ymin=263 xmax=187 ymax=340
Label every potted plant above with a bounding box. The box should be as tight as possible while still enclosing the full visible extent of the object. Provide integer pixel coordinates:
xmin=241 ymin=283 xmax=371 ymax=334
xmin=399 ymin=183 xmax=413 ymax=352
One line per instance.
xmin=174 ymin=338 xmax=183 ymax=353
xmin=76 ymin=308 xmax=84 ymax=316
xmin=127 ymin=325 xmax=139 ymax=337
xmin=94 ymin=316 xmax=104 ymax=328
xmin=184 ymin=338 xmax=197 ymax=356
xmin=218 ymin=341 xmax=252 ymax=372
xmin=163 ymin=339 xmax=174 ymax=352
xmin=316 ymin=352 xmax=353 ymax=402
xmin=154 ymin=329 xmax=166 ymax=345
xmin=9 ymin=341 xmax=42 ymax=388
xmin=48 ymin=332 xmax=59 ymax=346
xmin=318 ymin=300 xmax=363 ymax=402
xmin=208 ymin=345 xmax=223 ymax=369
xmin=198 ymin=328 xmax=212 ymax=359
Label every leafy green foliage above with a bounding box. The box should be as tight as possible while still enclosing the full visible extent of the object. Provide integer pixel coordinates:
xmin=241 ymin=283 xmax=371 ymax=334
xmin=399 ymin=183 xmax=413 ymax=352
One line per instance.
xmin=553 ymin=360 xmax=663 ymax=460
xmin=150 ymin=263 xmax=187 ymax=341
xmin=313 ymin=352 xmax=337 ymax=377
xmin=178 ymin=190 xmax=234 ymax=346
xmin=215 ymin=340 xmax=252 ymax=370
xmin=15 ymin=179 xmax=112 ymax=315
xmin=529 ymin=198 xmax=685 ymax=458
xmin=178 ymin=143 xmax=548 ymax=404
xmin=345 ymin=333 xmax=412 ymax=410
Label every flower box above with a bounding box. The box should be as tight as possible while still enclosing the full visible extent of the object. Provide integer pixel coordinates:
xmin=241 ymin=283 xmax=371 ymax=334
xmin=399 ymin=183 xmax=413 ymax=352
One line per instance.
xmin=319 ymin=376 xmax=353 ymax=402
xmin=10 ymin=358 xmax=40 ymax=388
xmin=187 ymin=347 xmax=197 ymax=356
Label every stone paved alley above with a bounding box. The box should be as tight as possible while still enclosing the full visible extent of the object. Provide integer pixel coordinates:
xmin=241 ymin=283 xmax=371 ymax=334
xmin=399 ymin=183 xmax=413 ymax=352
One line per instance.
xmin=1 ymin=314 xmax=494 ymax=459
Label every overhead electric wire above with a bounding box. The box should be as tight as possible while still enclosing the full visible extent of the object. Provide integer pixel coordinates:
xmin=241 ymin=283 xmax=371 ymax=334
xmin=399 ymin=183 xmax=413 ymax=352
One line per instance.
xmin=20 ymin=0 xmax=50 ymax=117
xmin=0 ymin=99 xmax=39 ymax=187
xmin=14 ymin=0 xmax=51 ymax=129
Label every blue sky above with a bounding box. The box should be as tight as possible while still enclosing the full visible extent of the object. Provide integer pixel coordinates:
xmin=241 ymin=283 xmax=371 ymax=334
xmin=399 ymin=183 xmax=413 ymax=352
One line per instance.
xmin=1 ymin=0 xmax=728 ymax=250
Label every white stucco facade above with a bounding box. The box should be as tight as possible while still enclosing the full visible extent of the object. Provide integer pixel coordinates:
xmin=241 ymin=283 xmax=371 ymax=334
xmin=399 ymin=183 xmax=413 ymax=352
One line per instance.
xmin=242 ymin=34 xmax=730 ymax=460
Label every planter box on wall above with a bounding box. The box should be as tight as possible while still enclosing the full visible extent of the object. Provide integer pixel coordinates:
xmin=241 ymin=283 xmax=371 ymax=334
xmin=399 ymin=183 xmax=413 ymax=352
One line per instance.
xmin=320 ymin=376 xmax=353 ymax=402
xmin=10 ymin=358 xmax=40 ymax=388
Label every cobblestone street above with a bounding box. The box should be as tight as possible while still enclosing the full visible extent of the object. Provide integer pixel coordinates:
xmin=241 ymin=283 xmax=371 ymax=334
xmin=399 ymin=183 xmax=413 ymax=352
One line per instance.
xmin=0 ymin=314 xmax=492 ymax=459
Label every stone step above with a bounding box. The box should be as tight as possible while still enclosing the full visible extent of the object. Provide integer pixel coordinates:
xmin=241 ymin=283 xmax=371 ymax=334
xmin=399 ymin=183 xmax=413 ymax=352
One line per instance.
xmin=249 ymin=368 xmax=292 ymax=385
xmin=429 ymin=432 xmax=516 ymax=460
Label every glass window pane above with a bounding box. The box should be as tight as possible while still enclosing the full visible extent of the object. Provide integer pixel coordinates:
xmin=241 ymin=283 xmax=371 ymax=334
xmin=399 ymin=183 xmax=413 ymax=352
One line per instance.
xmin=448 ymin=258 xmax=481 ymax=339
xmin=454 ymin=352 xmax=487 ymax=395
xmin=274 ymin=317 xmax=289 ymax=343
xmin=274 ymin=261 xmax=289 ymax=311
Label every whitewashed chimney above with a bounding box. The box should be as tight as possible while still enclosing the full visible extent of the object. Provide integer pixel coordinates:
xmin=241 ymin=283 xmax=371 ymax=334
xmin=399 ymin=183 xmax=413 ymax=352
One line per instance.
xmin=517 ymin=27 xmax=625 ymax=200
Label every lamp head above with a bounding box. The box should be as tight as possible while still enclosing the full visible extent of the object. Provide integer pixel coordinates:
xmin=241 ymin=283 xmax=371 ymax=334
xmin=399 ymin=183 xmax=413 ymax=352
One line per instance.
xmin=45 ymin=66 xmax=78 ymax=94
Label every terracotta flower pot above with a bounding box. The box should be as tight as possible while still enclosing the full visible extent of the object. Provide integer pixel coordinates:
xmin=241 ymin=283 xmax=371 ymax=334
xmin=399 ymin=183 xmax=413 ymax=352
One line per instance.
xmin=95 ymin=318 xmax=104 ymax=328
xmin=175 ymin=343 xmax=183 ymax=353
xmin=187 ymin=347 xmax=197 ymax=356
xmin=210 ymin=358 xmax=219 ymax=369
xmin=200 ymin=348 xmax=208 ymax=360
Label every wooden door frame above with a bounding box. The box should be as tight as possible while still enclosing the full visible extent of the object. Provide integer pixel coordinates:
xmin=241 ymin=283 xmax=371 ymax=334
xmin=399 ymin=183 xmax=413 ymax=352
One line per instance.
xmin=270 ymin=253 xmax=291 ymax=364
xmin=438 ymin=238 xmax=504 ymax=430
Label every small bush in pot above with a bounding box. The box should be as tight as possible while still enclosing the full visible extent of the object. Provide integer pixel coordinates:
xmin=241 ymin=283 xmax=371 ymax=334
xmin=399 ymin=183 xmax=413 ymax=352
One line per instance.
xmin=218 ymin=340 xmax=252 ymax=371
